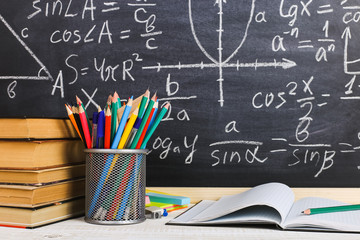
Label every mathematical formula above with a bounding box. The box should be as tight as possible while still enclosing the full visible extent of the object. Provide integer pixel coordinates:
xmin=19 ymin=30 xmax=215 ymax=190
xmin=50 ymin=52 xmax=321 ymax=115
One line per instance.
xmin=1 ymin=0 xmax=360 ymax=185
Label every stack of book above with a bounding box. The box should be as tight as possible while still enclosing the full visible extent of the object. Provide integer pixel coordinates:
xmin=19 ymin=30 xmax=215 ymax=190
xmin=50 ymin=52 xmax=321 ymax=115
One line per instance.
xmin=0 ymin=118 xmax=86 ymax=228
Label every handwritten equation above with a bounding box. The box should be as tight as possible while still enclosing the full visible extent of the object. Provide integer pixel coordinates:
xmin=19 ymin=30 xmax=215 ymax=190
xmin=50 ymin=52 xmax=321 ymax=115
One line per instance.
xmin=1 ymin=0 xmax=360 ymax=185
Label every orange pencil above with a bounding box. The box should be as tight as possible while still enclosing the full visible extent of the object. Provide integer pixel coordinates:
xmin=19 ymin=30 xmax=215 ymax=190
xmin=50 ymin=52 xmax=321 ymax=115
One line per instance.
xmin=135 ymin=101 xmax=157 ymax=149
xmin=65 ymin=104 xmax=83 ymax=142
xmin=104 ymin=106 xmax=112 ymax=149
xmin=79 ymin=105 xmax=92 ymax=149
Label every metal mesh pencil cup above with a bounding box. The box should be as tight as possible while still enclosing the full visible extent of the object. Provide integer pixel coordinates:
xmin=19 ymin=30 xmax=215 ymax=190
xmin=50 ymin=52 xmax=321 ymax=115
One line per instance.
xmin=84 ymin=149 xmax=148 ymax=225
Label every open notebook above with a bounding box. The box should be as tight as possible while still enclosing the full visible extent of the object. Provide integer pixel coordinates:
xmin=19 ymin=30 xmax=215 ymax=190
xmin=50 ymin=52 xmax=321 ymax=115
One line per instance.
xmin=168 ymin=183 xmax=360 ymax=233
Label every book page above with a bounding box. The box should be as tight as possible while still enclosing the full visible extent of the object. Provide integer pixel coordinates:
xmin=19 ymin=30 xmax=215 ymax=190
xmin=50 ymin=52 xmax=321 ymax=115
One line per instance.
xmin=190 ymin=182 xmax=294 ymax=224
xmin=168 ymin=199 xmax=282 ymax=226
xmin=168 ymin=200 xmax=216 ymax=224
xmin=282 ymin=197 xmax=360 ymax=232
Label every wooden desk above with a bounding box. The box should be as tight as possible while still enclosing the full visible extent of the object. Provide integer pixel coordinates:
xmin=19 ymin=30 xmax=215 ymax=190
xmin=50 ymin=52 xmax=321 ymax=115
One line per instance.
xmin=1 ymin=210 xmax=360 ymax=240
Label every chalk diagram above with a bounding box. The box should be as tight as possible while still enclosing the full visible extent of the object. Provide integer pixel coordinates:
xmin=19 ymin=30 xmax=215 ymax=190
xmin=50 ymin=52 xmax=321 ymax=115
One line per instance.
xmin=342 ymin=26 xmax=360 ymax=75
xmin=143 ymin=0 xmax=297 ymax=106
xmin=0 ymin=14 xmax=53 ymax=91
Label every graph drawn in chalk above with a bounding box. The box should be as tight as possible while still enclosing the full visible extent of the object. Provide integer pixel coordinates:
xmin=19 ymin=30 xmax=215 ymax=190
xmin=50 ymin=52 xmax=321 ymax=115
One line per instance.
xmin=342 ymin=26 xmax=360 ymax=75
xmin=143 ymin=0 xmax=297 ymax=106
xmin=0 ymin=14 xmax=53 ymax=81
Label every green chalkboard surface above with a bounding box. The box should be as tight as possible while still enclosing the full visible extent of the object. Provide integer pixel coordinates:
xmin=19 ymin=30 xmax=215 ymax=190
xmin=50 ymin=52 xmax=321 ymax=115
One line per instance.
xmin=1 ymin=0 xmax=360 ymax=187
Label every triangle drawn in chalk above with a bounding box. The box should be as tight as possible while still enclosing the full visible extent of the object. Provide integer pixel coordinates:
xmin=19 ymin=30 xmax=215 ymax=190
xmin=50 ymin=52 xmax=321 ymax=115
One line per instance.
xmin=0 ymin=14 xmax=53 ymax=81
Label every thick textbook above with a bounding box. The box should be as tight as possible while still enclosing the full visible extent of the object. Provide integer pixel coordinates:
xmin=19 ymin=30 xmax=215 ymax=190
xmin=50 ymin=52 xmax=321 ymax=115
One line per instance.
xmin=0 ymin=118 xmax=78 ymax=139
xmin=0 ymin=164 xmax=85 ymax=185
xmin=168 ymin=182 xmax=360 ymax=233
xmin=0 ymin=197 xmax=84 ymax=228
xmin=0 ymin=179 xmax=85 ymax=207
xmin=0 ymin=140 xmax=85 ymax=169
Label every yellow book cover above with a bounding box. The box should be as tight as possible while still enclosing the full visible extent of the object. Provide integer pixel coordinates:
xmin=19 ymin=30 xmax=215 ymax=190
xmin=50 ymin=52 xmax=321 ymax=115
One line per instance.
xmin=0 ymin=164 xmax=85 ymax=185
xmin=0 ymin=197 xmax=84 ymax=228
xmin=0 ymin=118 xmax=79 ymax=139
xmin=0 ymin=179 xmax=85 ymax=207
xmin=0 ymin=140 xmax=85 ymax=169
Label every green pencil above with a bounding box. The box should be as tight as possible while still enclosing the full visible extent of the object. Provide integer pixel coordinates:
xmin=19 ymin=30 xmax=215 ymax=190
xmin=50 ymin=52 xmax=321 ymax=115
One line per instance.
xmin=302 ymin=204 xmax=360 ymax=215
xmin=138 ymin=89 xmax=150 ymax=118
xmin=140 ymin=102 xmax=169 ymax=149
xmin=130 ymin=93 xmax=156 ymax=149
xmin=110 ymin=94 xmax=118 ymax=143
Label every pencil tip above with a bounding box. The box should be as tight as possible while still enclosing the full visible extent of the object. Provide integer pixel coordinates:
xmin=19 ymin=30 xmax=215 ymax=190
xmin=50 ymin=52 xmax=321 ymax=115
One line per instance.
xmin=76 ymin=96 xmax=81 ymax=104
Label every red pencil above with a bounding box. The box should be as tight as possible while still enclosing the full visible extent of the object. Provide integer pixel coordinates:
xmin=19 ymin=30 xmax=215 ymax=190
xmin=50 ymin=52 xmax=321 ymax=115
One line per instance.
xmin=104 ymin=106 xmax=112 ymax=149
xmin=135 ymin=101 xmax=157 ymax=149
xmin=79 ymin=105 xmax=92 ymax=149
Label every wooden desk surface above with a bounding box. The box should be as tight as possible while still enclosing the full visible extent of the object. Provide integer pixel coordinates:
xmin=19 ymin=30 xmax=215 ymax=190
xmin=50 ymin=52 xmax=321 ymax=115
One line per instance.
xmin=149 ymin=187 xmax=360 ymax=204
xmin=1 ymin=210 xmax=360 ymax=240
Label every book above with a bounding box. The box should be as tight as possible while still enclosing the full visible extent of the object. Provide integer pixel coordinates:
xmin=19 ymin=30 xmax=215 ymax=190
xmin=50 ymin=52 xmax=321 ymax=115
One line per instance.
xmin=168 ymin=182 xmax=360 ymax=233
xmin=0 ymin=179 xmax=85 ymax=207
xmin=0 ymin=197 xmax=85 ymax=228
xmin=0 ymin=164 xmax=85 ymax=185
xmin=0 ymin=118 xmax=79 ymax=139
xmin=0 ymin=140 xmax=85 ymax=169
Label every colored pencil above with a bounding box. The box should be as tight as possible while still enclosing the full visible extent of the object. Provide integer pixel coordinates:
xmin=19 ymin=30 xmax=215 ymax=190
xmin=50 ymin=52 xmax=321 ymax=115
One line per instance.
xmin=91 ymin=111 xmax=98 ymax=148
xmin=111 ymin=97 xmax=133 ymax=149
xmin=147 ymin=100 xmax=159 ymax=132
xmin=118 ymin=107 xmax=139 ymax=149
xmin=130 ymin=93 xmax=156 ymax=149
xmin=125 ymin=119 xmax=141 ymax=148
xmin=302 ymin=204 xmax=360 ymax=215
xmin=79 ymin=105 xmax=92 ymax=149
xmin=135 ymin=101 xmax=157 ymax=149
xmin=110 ymin=95 xmax=119 ymax=143
xmin=114 ymin=91 xmax=121 ymax=127
xmin=106 ymin=94 xmax=112 ymax=109
xmin=72 ymin=106 xmax=86 ymax=145
xmin=140 ymin=103 xmax=170 ymax=149
xmin=116 ymin=93 xmax=146 ymax=124
xmin=138 ymin=89 xmax=150 ymax=119
xmin=76 ymin=96 xmax=92 ymax=136
xmin=104 ymin=106 xmax=112 ymax=149
xmin=114 ymin=91 xmax=121 ymax=108
xmin=87 ymin=153 xmax=117 ymax=216
xmin=65 ymin=104 xmax=83 ymax=142
xmin=96 ymin=109 xmax=105 ymax=148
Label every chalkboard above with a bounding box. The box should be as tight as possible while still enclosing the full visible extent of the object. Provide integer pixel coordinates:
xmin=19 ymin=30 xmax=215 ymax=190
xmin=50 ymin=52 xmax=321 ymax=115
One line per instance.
xmin=1 ymin=0 xmax=360 ymax=187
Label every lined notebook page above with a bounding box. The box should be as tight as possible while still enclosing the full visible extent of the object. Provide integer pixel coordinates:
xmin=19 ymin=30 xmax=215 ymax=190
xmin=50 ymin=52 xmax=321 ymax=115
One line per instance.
xmin=169 ymin=200 xmax=216 ymax=224
xmin=283 ymin=197 xmax=360 ymax=232
xmin=191 ymin=182 xmax=294 ymax=223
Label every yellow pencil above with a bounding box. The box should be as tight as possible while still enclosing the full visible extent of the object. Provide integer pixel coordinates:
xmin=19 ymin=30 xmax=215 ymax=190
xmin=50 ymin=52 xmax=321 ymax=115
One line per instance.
xmin=118 ymin=107 xmax=139 ymax=149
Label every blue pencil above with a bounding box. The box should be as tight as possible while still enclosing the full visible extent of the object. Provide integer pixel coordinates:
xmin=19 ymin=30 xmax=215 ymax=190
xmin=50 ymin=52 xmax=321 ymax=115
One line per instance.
xmin=115 ymin=153 xmax=144 ymax=220
xmin=87 ymin=154 xmax=115 ymax=216
xmin=96 ymin=110 xmax=105 ymax=148
xmin=111 ymin=97 xmax=133 ymax=149
xmin=147 ymin=100 xmax=158 ymax=133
